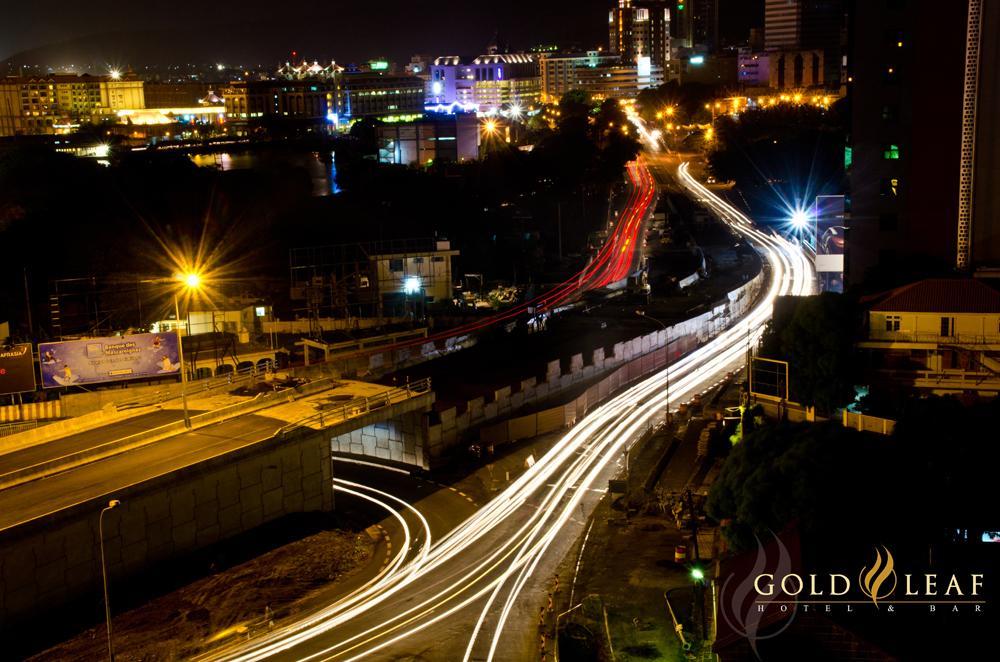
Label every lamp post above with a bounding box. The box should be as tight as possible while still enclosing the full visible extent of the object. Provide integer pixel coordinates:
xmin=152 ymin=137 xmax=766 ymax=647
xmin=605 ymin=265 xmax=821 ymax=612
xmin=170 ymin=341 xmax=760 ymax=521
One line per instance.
xmin=147 ymin=272 xmax=202 ymax=429
xmin=99 ymin=499 xmax=121 ymax=662
xmin=174 ymin=291 xmax=192 ymax=428
xmin=636 ymin=309 xmax=671 ymax=426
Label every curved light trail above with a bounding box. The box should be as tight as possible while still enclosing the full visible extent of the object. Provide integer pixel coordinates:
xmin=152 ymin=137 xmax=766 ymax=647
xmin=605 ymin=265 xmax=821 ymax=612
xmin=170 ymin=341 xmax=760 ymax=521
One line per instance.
xmin=317 ymin=157 xmax=657 ymax=365
xmin=207 ymin=160 xmax=812 ymax=661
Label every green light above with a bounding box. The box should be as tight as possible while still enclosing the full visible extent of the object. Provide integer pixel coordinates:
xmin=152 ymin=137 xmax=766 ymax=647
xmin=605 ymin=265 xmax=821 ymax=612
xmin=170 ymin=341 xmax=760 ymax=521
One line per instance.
xmin=370 ymin=60 xmax=390 ymax=71
xmin=678 ymin=3 xmax=685 ymax=9
xmin=690 ymin=567 xmax=705 ymax=581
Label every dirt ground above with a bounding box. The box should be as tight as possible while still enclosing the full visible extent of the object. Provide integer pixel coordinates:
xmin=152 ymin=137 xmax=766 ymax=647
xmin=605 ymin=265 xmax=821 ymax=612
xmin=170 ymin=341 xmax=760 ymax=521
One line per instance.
xmin=28 ymin=528 xmax=375 ymax=662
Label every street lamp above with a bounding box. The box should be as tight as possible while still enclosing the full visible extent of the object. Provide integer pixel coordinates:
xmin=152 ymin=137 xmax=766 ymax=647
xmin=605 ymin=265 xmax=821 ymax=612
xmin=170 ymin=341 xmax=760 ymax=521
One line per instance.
xmin=139 ymin=271 xmax=205 ymax=428
xmin=173 ymin=273 xmax=203 ymax=428
xmin=99 ymin=499 xmax=121 ymax=662
xmin=636 ymin=309 xmax=671 ymax=426
xmin=788 ymin=206 xmax=816 ymax=249
xmin=790 ymin=209 xmax=810 ymax=229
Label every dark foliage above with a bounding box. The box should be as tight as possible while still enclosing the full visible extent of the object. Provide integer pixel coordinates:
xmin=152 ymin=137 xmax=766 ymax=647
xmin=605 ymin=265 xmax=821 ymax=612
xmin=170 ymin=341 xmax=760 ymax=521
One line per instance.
xmin=758 ymin=293 xmax=859 ymax=413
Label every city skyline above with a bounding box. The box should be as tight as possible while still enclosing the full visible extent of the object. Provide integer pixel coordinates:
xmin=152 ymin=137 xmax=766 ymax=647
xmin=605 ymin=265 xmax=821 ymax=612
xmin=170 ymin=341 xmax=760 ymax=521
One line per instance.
xmin=3 ymin=0 xmax=763 ymax=70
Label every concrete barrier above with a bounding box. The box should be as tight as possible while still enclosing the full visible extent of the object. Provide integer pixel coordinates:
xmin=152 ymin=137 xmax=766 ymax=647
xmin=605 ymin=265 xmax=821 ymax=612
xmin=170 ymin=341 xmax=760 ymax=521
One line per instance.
xmin=428 ymin=267 xmax=766 ymax=460
xmin=0 ymin=422 xmax=334 ymax=648
xmin=0 ymin=401 xmax=61 ymax=423
xmin=0 ymin=377 xmax=341 ymax=491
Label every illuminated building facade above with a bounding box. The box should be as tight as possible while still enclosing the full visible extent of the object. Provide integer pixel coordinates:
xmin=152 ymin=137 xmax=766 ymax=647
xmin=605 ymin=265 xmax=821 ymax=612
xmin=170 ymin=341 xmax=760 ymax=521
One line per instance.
xmin=539 ymin=51 xmax=663 ymax=102
xmin=221 ymin=80 xmax=338 ymax=123
xmin=0 ymin=78 xmax=58 ymax=135
xmin=376 ymin=112 xmax=479 ymax=165
xmin=0 ymin=73 xmax=146 ymax=136
xmin=101 ymin=75 xmax=145 ymax=111
xmin=339 ymin=72 xmax=425 ymax=121
xmin=428 ymin=53 xmax=541 ymax=112
xmin=609 ymin=0 xmax=671 ymax=71
xmin=737 ymin=49 xmax=824 ymax=89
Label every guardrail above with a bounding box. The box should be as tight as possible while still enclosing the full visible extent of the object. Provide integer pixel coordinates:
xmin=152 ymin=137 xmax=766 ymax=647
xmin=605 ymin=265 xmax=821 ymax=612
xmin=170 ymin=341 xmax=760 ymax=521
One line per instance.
xmin=874 ymin=368 xmax=1000 ymax=385
xmin=113 ymin=364 xmax=268 ymax=411
xmin=278 ymin=377 xmax=433 ymax=436
xmin=867 ymin=331 xmax=1000 ymax=345
xmin=0 ymin=421 xmax=42 ymax=439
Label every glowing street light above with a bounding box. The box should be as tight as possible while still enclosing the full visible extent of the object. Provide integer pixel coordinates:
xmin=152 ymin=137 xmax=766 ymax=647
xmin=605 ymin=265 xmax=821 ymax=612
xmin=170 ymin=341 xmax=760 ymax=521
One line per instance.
xmin=108 ymin=68 xmax=122 ymax=80
xmin=690 ymin=566 xmax=705 ymax=583
xmin=173 ymin=271 xmax=204 ymax=428
xmin=403 ymin=276 xmax=421 ymax=295
xmin=790 ymin=208 xmax=810 ymax=229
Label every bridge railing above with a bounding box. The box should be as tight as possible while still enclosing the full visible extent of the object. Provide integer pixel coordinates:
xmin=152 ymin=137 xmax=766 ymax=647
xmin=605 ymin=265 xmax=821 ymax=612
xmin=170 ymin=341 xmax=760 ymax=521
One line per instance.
xmin=114 ymin=363 xmax=276 ymax=411
xmin=278 ymin=377 xmax=433 ymax=436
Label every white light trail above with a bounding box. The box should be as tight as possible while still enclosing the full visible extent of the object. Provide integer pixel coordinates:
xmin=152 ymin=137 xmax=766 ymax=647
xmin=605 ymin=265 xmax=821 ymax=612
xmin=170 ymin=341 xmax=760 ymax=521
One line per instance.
xmin=209 ymin=160 xmax=812 ymax=662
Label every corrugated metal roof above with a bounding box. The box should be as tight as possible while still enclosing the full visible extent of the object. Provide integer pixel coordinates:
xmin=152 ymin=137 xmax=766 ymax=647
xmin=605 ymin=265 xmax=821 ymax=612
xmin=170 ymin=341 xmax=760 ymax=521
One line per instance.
xmin=866 ymin=278 xmax=1000 ymax=313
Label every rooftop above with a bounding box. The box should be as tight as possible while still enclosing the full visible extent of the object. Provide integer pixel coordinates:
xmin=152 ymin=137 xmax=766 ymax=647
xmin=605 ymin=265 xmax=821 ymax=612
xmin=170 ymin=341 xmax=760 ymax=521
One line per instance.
xmin=865 ymin=278 xmax=1000 ymax=313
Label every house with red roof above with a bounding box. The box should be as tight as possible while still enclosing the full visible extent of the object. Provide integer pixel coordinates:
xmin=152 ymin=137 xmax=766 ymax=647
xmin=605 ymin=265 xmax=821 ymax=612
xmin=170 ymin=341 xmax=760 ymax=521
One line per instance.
xmin=857 ymin=279 xmax=1000 ymax=396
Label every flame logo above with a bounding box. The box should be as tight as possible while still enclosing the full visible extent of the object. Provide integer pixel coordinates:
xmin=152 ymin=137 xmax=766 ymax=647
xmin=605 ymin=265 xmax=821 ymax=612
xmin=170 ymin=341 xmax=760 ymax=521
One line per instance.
xmin=858 ymin=545 xmax=897 ymax=607
xmin=718 ymin=532 xmax=796 ymax=658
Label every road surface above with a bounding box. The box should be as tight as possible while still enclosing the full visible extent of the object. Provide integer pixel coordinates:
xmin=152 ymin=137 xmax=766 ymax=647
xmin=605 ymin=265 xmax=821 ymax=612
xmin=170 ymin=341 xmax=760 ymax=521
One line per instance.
xmin=199 ymin=157 xmax=813 ymax=661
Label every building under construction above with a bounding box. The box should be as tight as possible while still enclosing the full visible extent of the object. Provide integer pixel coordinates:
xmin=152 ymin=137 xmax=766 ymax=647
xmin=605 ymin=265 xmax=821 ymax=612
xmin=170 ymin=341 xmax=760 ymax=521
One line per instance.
xmin=289 ymin=238 xmax=458 ymax=328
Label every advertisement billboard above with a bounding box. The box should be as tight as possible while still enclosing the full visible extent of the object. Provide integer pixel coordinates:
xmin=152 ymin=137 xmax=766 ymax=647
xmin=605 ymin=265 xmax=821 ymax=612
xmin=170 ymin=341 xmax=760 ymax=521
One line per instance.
xmin=0 ymin=343 xmax=36 ymax=396
xmin=814 ymin=194 xmax=845 ymax=293
xmin=38 ymin=333 xmax=180 ymax=389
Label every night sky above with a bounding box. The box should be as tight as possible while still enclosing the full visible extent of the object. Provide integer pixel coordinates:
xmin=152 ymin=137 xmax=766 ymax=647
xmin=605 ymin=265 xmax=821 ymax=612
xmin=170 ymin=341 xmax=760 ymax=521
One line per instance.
xmin=2 ymin=1 xmax=762 ymax=69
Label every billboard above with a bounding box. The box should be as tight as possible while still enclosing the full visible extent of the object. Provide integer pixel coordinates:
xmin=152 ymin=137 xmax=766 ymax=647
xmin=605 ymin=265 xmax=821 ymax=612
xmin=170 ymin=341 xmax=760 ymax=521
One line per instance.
xmin=0 ymin=343 xmax=36 ymax=396
xmin=38 ymin=333 xmax=180 ymax=389
xmin=814 ymin=194 xmax=845 ymax=293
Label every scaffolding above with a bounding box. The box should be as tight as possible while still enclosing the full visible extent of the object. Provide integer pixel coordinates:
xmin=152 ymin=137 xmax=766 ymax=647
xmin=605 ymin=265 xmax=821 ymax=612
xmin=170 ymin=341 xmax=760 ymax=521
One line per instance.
xmin=289 ymin=237 xmax=457 ymax=328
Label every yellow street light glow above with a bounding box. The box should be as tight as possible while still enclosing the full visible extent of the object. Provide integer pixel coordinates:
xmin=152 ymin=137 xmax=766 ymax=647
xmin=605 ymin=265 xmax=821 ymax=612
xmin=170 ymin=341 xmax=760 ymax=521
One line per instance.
xmin=181 ymin=273 xmax=202 ymax=289
xmin=666 ymin=106 xmax=675 ymax=116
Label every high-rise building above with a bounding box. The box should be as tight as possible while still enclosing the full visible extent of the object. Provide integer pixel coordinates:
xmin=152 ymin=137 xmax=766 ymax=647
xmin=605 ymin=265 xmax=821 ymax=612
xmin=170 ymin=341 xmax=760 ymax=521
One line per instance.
xmin=609 ymin=1 xmax=671 ymax=71
xmin=765 ymin=0 xmax=802 ymax=50
xmin=846 ymin=0 xmax=1000 ymax=286
xmin=691 ymin=0 xmax=720 ymax=53
xmin=764 ymin=1 xmax=844 ymax=88
xmin=539 ymin=51 xmax=664 ymax=103
xmin=801 ymin=1 xmax=846 ymax=89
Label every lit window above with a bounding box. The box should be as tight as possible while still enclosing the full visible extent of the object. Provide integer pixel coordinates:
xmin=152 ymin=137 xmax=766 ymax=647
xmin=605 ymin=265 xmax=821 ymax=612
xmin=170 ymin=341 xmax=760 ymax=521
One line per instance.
xmin=883 ymin=144 xmax=900 ymax=160
xmin=885 ymin=315 xmax=901 ymax=332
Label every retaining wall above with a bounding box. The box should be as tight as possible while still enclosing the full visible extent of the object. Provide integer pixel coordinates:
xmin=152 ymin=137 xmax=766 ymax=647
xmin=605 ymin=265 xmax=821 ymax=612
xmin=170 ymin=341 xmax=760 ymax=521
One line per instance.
xmin=0 ymin=426 xmax=333 ymax=645
xmin=426 ymin=270 xmax=765 ymax=460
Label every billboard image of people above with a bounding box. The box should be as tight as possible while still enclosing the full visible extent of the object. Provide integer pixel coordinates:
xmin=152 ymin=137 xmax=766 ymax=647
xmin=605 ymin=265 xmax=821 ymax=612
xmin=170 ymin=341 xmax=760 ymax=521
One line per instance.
xmin=38 ymin=333 xmax=180 ymax=389
xmin=814 ymin=194 xmax=845 ymax=293
xmin=0 ymin=343 xmax=36 ymax=396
